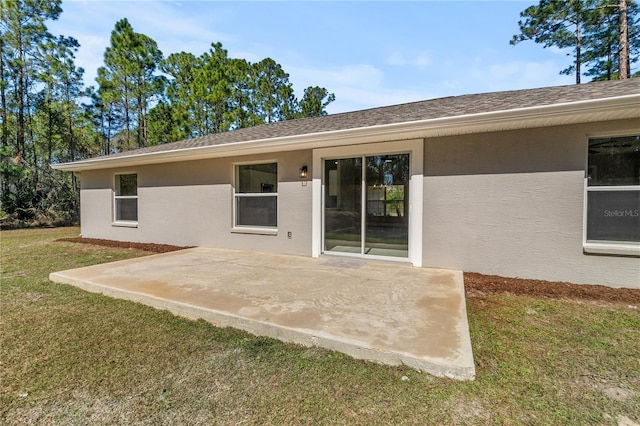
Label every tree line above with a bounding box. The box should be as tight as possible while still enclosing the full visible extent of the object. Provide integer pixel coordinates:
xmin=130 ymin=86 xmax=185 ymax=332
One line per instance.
xmin=511 ymin=0 xmax=639 ymax=83
xmin=0 ymin=0 xmax=335 ymax=227
xmin=1 ymin=0 xmax=638 ymax=228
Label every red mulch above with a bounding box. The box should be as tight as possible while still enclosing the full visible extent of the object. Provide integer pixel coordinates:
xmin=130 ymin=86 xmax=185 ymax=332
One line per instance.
xmin=56 ymin=237 xmax=192 ymax=254
xmin=56 ymin=237 xmax=639 ymax=304
xmin=465 ymin=272 xmax=640 ymax=304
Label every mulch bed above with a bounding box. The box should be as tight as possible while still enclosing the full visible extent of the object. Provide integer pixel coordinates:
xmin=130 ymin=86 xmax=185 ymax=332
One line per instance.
xmin=465 ymin=272 xmax=640 ymax=304
xmin=57 ymin=237 xmax=640 ymax=305
xmin=56 ymin=237 xmax=192 ymax=254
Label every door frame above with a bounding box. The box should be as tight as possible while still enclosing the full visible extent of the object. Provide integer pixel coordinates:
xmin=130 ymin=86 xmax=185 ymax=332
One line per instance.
xmin=312 ymin=139 xmax=424 ymax=266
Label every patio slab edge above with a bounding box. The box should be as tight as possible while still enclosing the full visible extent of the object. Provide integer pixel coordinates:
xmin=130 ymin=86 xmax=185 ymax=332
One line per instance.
xmin=49 ymin=269 xmax=475 ymax=381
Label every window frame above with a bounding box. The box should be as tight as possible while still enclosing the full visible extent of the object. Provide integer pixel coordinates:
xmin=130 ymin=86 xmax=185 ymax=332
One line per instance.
xmin=232 ymin=160 xmax=278 ymax=235
xmin=583 ymin=133 xmax=640 ymax=256
xmin=113 ymin=172 xmax=138 ymax=227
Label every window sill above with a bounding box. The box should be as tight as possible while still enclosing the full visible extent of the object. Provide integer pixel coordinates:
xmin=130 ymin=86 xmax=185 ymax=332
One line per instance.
xmin=112 ymin=221 xmax=138 ymax=228
xmin=231 ymin=227 xmax=277 ymax=236
xmin=584 ymin=242 xmax=640 ymax=257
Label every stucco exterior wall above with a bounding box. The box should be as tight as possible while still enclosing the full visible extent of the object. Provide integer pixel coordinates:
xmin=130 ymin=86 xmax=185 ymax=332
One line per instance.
xmin=79 ymin=119 xmax=639 ymax=288
xmin=80 ymin=150 xmax=313 ymax=256
xmin=422 ymin=119 xmax=640 ymax=288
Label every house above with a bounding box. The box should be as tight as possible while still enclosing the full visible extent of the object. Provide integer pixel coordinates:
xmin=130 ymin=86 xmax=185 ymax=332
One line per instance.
xmin=52 ymin=79 xmax=640 ymax=289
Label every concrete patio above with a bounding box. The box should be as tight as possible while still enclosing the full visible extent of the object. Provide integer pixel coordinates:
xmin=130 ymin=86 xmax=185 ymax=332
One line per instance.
xmin=49 ymin=247 xmax=475 ymax=380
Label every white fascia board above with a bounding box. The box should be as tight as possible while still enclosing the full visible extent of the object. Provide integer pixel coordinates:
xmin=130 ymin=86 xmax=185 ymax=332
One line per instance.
xmin=51 ymin=93 xmax=640 ymax=172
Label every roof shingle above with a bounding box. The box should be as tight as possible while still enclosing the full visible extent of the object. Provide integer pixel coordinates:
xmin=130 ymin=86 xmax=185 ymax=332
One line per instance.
xmin=98 ymin=79 xmax=640 ymax=160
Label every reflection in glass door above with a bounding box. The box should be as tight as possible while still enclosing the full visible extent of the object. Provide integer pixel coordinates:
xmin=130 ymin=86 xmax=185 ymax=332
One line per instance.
xmin=324 ymin=158 xmax=362 ymax=253
xmin=365 ymin=154 xmax=409 ymax=257
xmin=323 ymin=154 xmax=409 ymax=258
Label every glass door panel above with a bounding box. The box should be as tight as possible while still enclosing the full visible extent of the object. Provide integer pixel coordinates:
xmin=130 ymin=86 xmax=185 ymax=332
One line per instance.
xmin=364 ymin=154 xmax=409 ymax=258
xmin=324 ymin=158 xmax=362 ymax=253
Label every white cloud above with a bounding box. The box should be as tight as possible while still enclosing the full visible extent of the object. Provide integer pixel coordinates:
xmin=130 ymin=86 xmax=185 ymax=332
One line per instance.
xmin=467 ymin=60 xmax=575 ymax=92
xmin=288 ymin=64 xmax=382 ymax=90
xmin=72 ymin=34 xmax=109 ymax=87
xmin=440 ymin=80 xmax=464 ymax=92
xmin=427 ymin=46 xmax=577 ymax=98
xmin=301 ymin=56 xmax=577 ymax=114
xmin=326 ymin=86 xmax=434 ymax=114
xmin=287 ymin=63 xmax=435 ymax=114
xmin=387 ymin=50 xmax=432 ymax=69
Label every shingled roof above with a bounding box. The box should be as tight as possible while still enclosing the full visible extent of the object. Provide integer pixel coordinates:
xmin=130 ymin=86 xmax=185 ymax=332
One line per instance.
xmin=54 ymin=79 xmax=640 ymax=170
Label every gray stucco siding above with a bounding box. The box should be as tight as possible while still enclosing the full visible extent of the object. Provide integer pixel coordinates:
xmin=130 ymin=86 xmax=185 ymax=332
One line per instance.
xmin=80 ymin=150 xmax=313 ymax=256
xmin=421 ymin=119 xmax=640 ymax=288
xmin=78 ymin=119 xmax=639 ymax=288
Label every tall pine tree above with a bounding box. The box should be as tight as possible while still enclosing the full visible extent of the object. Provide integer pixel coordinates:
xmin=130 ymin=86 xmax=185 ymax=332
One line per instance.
xmin=511 ymin=0 xmax=638 ymax=83
xmin=96 ymin=18 xmax=163 ymax=150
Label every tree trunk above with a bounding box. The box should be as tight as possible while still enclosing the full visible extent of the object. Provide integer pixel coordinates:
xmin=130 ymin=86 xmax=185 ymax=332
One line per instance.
xmin=47 ymin=93 xmax=52 ymax=165
xmin=71 ymin=172 xmax=79 ymax=219
xmin=619 ymin=0 xmax=629 ymax=79
xmin=141 ymin=108 xmax=147 ymax=147
xmin=124 ymin=77 xmax=131 ymax=149
xmin=103 ymin=107 xmax=109 ymax=155
xmin=106 ymin=105 xmax=112 ymax=155
xmin=576 ymin=20 xmax=582 ymax=84
xmin=0 ymin=37 xmax=7 ymax=148
xmin=16 ymin=35 xmax=25 ymax=158
xmin=607 ymin=17 xmax=613 ymax=80
xmin=137 ymin=93 xmax=144 ymax=148
xmin=67 ymin=87 xmax=75 ymax=162
xmin=138 ymin=74 xmax=147 ymax=148
xmin=25 ymin=74 xmax=37 ymax=191
xmin=104 ymin=108 xmax=109 ymax=155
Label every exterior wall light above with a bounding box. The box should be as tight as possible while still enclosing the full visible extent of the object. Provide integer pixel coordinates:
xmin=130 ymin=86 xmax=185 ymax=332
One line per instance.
xmin=299 ymin=165 xmax=308 ymax=179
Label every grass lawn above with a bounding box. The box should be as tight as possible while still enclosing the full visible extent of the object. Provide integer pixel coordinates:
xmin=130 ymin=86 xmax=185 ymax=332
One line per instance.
xmin=1 ymin=227 xmax=639 ymax=425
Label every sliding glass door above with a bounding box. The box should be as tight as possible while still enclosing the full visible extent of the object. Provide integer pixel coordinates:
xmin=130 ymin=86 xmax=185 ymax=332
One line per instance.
xmin=324 ymin=158 xmax=362 ymax=253
xmin=324 ymin=154 xmax=409 ymax=259
xmin=365 ymin=154 xmax=409 ymax=257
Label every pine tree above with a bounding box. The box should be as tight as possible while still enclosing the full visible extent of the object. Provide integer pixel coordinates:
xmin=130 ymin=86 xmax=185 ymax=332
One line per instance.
xmin=297 ymin=86 xmax=336 ymax=118
xmin=250 ymin=58 xmax=297 ymax=123
xmin=618 ymin=0 xmax=631 ymax=78
xmin=96 ymin=18 xmax=163 ymax=150
xmin=511 ymin=0 xmax=590 ymax=84
xmin=511 ymin=0 xmax=638 ymax=83
xmin=1 ymin=0 xmax=62 ymax=159
xmin=136 ymin=42 xmax=335 ymax=146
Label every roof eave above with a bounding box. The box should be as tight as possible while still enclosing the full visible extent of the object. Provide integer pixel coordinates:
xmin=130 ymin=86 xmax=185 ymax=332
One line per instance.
xmin=51 ymin=93 xmax=640 ymax=172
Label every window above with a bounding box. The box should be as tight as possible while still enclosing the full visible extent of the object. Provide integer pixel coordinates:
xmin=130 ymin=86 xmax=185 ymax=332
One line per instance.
xmin=114 ymin=173 xmax=138 ymax=223
xmin=585 ymin=135 xmax=640 ymax=253
xmin=234 ymin=163 xmax=277 ymax=228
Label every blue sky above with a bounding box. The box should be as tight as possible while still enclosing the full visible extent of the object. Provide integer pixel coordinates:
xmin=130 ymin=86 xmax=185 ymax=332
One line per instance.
xmin=48 ymin=1 xmax=581 ymax=114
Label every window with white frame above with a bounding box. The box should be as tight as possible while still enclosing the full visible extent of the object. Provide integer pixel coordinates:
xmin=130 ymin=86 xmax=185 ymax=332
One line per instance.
xmin=234 ymin=163 xmax=277 ymax=228
xmin=114 ymin=173 xmax=138 ymax=222
xmin=585 ymin=135 xmax=639 ymax=250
